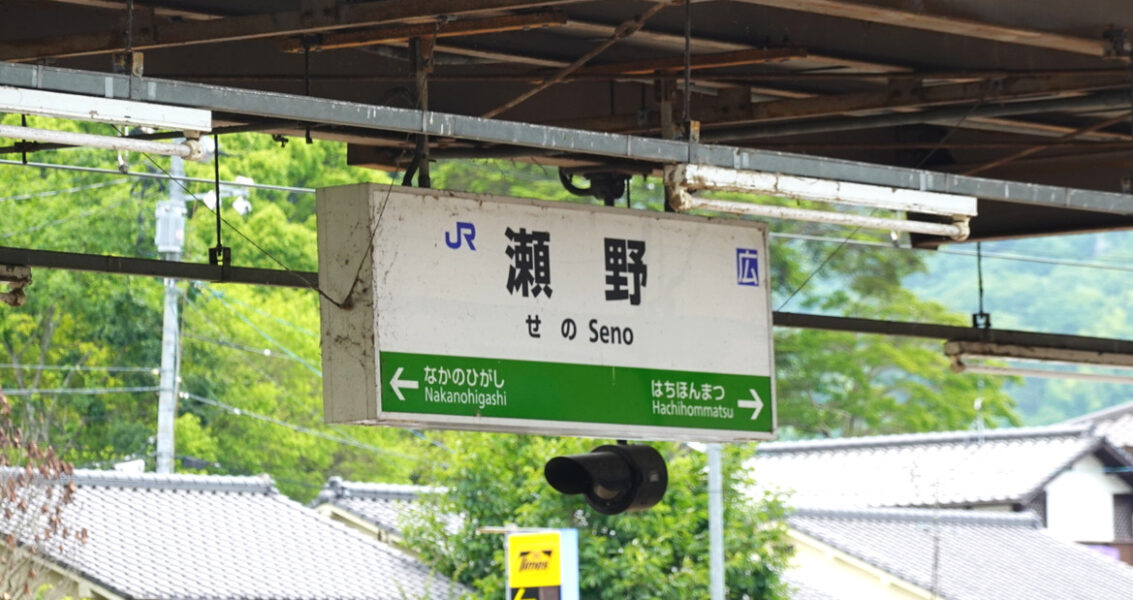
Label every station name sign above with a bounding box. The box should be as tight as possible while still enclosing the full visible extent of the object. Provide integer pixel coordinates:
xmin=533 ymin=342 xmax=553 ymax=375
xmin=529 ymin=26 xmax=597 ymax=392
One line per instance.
xmin=317 ymin=184 xmax=775 ymax=442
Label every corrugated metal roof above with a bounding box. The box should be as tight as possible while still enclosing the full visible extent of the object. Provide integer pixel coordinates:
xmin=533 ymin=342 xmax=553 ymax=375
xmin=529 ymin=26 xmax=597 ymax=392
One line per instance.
xmin=790 ymin=507 xmax=1133 ymax=600
xmin=1 ymin=469 xmax=467 ymax=600
xmin=750 ymin=425 xmax=1129 ymax=507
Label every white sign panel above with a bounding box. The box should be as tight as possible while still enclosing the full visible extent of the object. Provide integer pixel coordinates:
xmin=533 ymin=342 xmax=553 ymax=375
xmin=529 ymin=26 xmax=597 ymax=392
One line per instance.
xmin=318 ymin=184 xmax=775 ymax=441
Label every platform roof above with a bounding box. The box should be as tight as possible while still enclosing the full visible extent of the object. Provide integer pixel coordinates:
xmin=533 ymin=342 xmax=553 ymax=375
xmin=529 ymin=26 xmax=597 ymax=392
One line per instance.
xmin=1 ymin=0 xmax=1131 ymax=244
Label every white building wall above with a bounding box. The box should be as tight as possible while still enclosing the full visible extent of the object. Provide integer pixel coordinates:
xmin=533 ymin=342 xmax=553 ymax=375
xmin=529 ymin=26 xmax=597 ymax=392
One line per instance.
xmin=1045 ymin=454 xmax=1132 ymax=543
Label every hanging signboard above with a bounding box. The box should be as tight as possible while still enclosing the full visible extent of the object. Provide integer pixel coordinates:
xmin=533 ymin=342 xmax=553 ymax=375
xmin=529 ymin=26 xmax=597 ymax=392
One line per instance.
xmin=318 ymin=184 xmax=775 ymax=442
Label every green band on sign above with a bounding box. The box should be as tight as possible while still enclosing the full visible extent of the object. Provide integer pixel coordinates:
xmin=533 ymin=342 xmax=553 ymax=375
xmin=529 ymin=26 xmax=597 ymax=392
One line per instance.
xmin=380 ymin=351 xmax=772 ymax=432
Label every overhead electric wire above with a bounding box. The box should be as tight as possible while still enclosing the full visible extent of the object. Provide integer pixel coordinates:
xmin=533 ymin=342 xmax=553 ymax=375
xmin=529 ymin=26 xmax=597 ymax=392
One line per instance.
xmin=182 ymin=332 xmax=310 ymax=364
xmin=0 ymin=363 xmax=157 ymax=373
xmin=199 ymin=287 xmax=321 ymax=376
xmin=770 ymin=231 xmax=1133 ymax=274
xmin=0 ymin=178 xmax=131 ymax=202
xmin=1 ymin=386 xmax=160 ymax=396
xmin=0 ymin=158 xmax=315 ymax=194
xmin=0 ymin=197 xmax=133 ymax=239
xmin=195 ymin=282 xmax=317 ymax=337
xmin=180 ymin=286 xmax=448 ymax=452
xmin=182 ymin=392 xmax=423 ymax=461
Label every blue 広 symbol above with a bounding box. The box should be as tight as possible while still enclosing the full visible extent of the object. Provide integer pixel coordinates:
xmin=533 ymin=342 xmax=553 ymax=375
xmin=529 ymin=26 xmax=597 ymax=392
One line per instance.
xmin=736 ymin=248 xmax=759 ymax=286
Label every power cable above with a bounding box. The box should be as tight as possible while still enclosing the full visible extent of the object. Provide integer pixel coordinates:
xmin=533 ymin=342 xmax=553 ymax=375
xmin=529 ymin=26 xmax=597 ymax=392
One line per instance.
xmin=0 ymin=364 xmax=156 ymax=373
xmin=0 ymin=179 xmax=130 ymax=203
xmin=198 ymin=286 xmax=321 ymax=376
xmin=0 ymin=158 xmax=315 ymax=194
xmin=0 ymin=197 xmax=132 ymax=239
xmin=771 ymin=231 xmax=1133 ymax=273
xmin=182 ymin=392 xmax=423 ymax=461
xmin=193 ymin=282 xmax=317 ymax=337
xmin=182 ymin=332 xmax=309 ymax=364
xmin=1 ymin=386 xmax=160 ymax=396
xmin=179 ymin=293 xmax=447 ymax=452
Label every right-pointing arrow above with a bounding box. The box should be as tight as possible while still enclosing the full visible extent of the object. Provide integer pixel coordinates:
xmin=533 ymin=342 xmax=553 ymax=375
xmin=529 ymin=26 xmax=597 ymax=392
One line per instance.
xmin=736 ymin=389 xmax=764 ymax=420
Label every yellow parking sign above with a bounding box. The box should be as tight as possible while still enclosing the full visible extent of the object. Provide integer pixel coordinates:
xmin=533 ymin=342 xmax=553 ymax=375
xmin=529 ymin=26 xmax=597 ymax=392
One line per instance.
xmin=506 ymin=529 xmax=578 ymax=600
xmin=508 ymin=532 xmax=561 ymax=588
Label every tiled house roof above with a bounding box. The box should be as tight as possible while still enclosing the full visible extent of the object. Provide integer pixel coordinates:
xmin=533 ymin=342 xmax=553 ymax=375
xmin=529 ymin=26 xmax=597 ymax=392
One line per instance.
xmin=1065 ymin=401 xmax=1133 ymax=450
xmin=315 ymin=477 xmax=462 ymax=537
xmin=790 ymin=507 xmax=1133 ymax=600
xmin=750 ymin=425 xmax=1133 ymax=508
xmin=1 ymin=469 xmax=466 ymax=600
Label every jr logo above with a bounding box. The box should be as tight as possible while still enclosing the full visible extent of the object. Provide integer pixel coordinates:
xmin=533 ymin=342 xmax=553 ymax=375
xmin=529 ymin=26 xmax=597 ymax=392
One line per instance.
xmin=736 ymin=248 xmax=759 ymax=286
xmin=445 ymin=221 xmax=477 ymax=250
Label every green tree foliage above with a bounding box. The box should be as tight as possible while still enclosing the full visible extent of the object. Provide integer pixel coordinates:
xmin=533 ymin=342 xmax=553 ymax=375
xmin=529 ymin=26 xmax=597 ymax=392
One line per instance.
xmin=772 ymin=234 xmax=1019 ymax=436
xmin=908 ymin=233 xmax=1133 ymax=424
xmin=404 ymin=434 xmax=792 ymax=600
xmin=0 ymin=114 xmax=163 ymax=460
xmin=0 ymin=126 xmax=425 ymax=498
xmin=0 ymin=128 xmax=1024 ymax=600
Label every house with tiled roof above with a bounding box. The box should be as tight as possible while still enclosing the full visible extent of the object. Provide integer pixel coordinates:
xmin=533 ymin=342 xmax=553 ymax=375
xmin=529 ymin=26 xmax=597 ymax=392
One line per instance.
xmin=785 ymin=507 xmax=1133 ymax=600
xmin=0 ymin=469 xmax=467 ymax=600
xmin=749 ymin=424 xmax=1133 ymax=562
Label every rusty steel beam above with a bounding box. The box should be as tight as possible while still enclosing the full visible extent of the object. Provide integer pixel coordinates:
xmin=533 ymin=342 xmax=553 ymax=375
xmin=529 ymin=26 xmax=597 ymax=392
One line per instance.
xmin=573 ymin=47 xmax=806 ymax=76
xmin=551 ymin=73 xmax=1132 ymax=132
xmin=563 ymin=18 xmax=913 ymax=75
xmin=730 ymin=0 xmax=1125 ymax=60
xmin=959 ymin=116 xmax=1131 ymax=143
xmin=963 ymin=112 xmax=1133 ymax=176
xmin=754 ymin=141 xmax=1130 ymax=151
xmin=481 ymin=0 xmax=674 ymax=118
xmin=40 ymin=0 xmax=220 ymax=20
xmin=0 ymin=0 xmax=586 ymax=61
xmin=277 ymin=10 xmax=568 ymax=53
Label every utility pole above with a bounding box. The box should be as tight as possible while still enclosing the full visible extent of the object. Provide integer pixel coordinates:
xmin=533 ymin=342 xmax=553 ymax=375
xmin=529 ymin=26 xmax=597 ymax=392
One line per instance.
xmin=154 ymin=154 xmax=187 ymax=474
xmin=152 ymin=142 xmax=249 ymax=474
xmin=708 ymin=442 xmax=725 ymax=600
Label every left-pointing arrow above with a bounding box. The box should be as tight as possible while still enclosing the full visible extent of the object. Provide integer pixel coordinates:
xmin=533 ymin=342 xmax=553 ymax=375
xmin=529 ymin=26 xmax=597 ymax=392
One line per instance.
xmin=390 ymin=367 xmax=419 ymax=401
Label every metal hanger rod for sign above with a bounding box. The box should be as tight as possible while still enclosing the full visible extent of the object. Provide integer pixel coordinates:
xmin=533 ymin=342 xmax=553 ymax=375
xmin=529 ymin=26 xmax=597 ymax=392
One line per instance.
xmin=2 ymin=62 xmax=1131 ymax=215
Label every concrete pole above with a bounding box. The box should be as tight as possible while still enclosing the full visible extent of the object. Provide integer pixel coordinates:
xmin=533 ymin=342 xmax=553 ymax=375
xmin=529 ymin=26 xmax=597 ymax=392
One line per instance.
xmin=154 ymin=154 xmax=186 ymax=474
xmin=707 ymin=442 xmax=725 ymax=600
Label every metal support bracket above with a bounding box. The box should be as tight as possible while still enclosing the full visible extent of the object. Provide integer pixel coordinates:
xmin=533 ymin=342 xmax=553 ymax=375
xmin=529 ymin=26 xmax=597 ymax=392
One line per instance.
xmin=1103 ymin=27 xmax=1132 ymax=59
xmin=0 ymin=264 xmax=31 ymax=307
